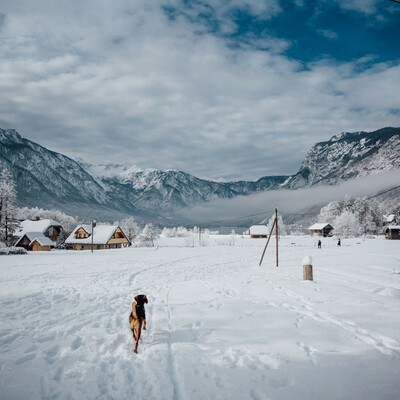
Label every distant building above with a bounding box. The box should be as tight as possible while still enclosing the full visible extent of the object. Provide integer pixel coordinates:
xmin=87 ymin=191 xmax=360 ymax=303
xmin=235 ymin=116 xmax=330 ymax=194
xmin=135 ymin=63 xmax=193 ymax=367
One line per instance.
xmin=309 ymin=223 xmax=333 ymax=237
xmin=65 ymin=225 xmax=131 ymax=250
xmin=385 ymin=226 xmax=400 ymax=240
xmin=249 ymin=225 xmax=268 ymax=239
xmin=15 ymin=218 xmax=64 ymax=251
xmin=383 ymin=214 xmax=396 ymax=226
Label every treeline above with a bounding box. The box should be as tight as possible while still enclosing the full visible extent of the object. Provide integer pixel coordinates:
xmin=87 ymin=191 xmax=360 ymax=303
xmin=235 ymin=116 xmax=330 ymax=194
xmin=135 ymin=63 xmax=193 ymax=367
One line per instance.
xmin=318 ymin=196 xmax=382 ymax=237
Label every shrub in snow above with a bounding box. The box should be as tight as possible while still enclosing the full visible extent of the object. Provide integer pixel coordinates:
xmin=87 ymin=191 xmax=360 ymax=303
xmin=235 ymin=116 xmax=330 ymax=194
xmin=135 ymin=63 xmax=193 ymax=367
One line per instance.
xmin=161 ymin=226 xmax=189 ymax=238
xmin=0 ymin=246 xmax=28 ymax=255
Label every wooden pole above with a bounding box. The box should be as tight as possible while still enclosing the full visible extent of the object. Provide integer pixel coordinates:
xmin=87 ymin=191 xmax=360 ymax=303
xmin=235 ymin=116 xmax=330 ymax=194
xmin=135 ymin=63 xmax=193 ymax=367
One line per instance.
xmin=275 ymin=208 xmax=279 ymax=267
xmin=303 ymin=265 xmax=313 ymax=280
xmin=259 ymin=217 xmax=276 ymax=266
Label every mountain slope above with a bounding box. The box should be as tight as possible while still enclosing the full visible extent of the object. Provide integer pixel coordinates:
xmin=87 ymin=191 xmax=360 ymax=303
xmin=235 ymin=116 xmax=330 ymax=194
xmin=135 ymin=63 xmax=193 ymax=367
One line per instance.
xmin=0 ymin=129 xmax=288 ymax=217
xmin=284 ymin=127 xmax=400 ymax=189
xmin=0 ymin=129 xmax=119 ymax=211
xmin=81 ymin=163 xmax=288 ymax=212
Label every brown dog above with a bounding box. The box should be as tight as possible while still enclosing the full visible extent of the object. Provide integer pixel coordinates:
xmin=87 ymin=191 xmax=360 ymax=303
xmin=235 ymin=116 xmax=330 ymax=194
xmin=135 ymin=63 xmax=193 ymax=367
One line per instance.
xmin=129 ymin=294 xmax=148 ymax=353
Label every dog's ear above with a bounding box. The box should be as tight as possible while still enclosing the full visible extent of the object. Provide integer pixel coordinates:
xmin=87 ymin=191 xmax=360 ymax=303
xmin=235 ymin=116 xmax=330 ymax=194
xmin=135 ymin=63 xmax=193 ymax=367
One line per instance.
xmin=143 ymin=295 xmax=148 ymax=304
xmin=134 ymin=295 xmax=139 ymax=302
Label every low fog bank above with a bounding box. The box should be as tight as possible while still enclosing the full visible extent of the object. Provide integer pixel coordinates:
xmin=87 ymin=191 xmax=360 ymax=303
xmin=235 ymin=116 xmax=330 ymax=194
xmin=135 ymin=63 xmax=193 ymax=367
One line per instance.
xmin=173 ymin=170 xmax=400 ymax=226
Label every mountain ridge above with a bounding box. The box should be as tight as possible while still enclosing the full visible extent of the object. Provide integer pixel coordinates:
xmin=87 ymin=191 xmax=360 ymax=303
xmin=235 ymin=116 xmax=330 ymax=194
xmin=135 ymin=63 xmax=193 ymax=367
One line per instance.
xmin=1 ymin=127 xmax=399 ymax=221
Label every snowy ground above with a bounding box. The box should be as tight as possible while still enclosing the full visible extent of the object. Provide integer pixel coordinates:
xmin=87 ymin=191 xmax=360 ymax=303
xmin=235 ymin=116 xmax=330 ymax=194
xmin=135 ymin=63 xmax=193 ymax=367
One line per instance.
xmin=1 ymin=235 xmax=400 ymax=400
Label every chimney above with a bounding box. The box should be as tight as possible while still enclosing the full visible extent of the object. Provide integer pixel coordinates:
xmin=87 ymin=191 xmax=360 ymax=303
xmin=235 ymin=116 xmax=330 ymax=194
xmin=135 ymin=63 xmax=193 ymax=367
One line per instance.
xmin=36 ymin=216 xmax=40 ymax=221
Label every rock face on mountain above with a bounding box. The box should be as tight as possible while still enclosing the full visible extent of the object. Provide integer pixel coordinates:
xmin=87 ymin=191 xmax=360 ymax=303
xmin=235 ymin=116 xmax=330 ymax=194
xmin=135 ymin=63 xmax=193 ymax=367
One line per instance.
xmin=0 ymin=129 xmax=115 ymax=212
xmin=79 ymin=163 xmax=288 ymax=212
xmin=0 ymin=129 xmax=287 ymax=216
xmin=283 ymin=127 xmax=400 ymax=189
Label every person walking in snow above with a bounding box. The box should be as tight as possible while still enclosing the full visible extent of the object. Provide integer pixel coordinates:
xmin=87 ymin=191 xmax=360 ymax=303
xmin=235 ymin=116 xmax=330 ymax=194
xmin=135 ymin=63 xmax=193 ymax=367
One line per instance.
xmin=337 ymin=238 xmax=341 ymax=246
xmin=318 ymin=240 xmax=321 ymax=249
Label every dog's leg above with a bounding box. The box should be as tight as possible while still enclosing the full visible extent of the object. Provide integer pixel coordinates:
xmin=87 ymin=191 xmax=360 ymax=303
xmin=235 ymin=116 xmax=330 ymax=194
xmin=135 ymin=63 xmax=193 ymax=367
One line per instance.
xmin=134 ymin=324 xmax=142 ymax=354
xmin=143 ymin=319 xmax=147 ymax=331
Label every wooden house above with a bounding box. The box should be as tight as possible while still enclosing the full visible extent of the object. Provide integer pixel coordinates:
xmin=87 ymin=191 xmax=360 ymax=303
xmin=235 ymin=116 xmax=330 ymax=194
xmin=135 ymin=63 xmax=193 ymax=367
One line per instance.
xmin=309 ymin=223 xmax=333 ymax=237
xmin=383 ymin=214 xmax=396 ymax=227
xmin=249 ymin=225 xmax=268 ymax=239
xmin=385 ymin=226 xmax=400 ymax=240
xmin=15 ymin=219 xmax=63 ymax=251
xmin=65 ymin=225 xmax=131 ymax=250
xmin=15 ymin=232 xmax=54 ymax=251
xmin=16 ymin=219 xmax=64 ymax=242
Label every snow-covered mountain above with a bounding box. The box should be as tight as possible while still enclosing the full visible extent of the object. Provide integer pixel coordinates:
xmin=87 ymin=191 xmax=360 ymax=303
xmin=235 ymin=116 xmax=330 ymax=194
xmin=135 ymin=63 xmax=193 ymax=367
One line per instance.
xmin=0 ymin=129 xmax=117 ymax=212
xmin=0 ymin=129 xmax=287 ymax=217
xmin=2 ymin=127 xmax=399 ymax=221
xmin=78 ymin=162 xmax=287 ymax=212
xmin=284 ymin=127 xmax=400 ymax=189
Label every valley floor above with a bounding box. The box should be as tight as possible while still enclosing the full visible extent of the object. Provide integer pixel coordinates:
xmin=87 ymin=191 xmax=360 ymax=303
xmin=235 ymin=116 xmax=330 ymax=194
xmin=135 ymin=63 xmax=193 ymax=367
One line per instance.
xmin=1 ymin=235 xmax=400 ymax=400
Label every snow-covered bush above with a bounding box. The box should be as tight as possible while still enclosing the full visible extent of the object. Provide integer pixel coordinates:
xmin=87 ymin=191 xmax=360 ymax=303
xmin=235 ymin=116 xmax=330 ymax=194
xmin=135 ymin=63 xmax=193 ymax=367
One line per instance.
xmin=161 ymin=226 xmax=189 ymax=238
xmin=0 ymin=246 xmax=28 ymax=255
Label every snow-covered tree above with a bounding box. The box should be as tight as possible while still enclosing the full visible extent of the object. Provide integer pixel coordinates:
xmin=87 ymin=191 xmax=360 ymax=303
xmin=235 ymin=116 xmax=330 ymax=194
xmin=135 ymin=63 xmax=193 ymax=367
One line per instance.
xmin=138 ymin=223 xmax=160 ymax=247
xmin=228 ymin=229 xmax=236 ymax=246
xmin=115 ymin=216 xmax=140 ymax=242
xmin=16 ymin=207 xmax=79 ymax=232
xmin=333 ymin=211 xmax=361 ymax=238
xmin=267 ymin=214 xmax=286 ymax=237
xmin=318 ymin=200 xmax=342 ymax=224
xmin=0 ymin=169 xmax=19 ymax=243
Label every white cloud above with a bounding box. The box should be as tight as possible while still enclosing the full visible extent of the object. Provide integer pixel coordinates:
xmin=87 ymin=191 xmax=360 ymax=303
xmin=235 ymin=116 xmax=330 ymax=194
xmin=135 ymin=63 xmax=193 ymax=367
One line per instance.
xmin=328 ymin=0 xmax=379 ymax=15
xmin=0 ymin=0 xmax=399 ymax=180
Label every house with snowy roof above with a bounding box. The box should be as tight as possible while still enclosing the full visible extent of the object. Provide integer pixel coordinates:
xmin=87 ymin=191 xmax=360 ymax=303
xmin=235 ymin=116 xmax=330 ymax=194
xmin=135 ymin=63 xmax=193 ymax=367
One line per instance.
xmin=65 ymin=225 xmax=131 ymax=250
xmin=15 ymin=218 xmax=64 ymax=251
xmin=249 ymin=225 xmax=268 ymax=238
xmin=308 ymin=223 xmax=333 ymax=237
xmin=385 ymin=226 xmax=400 ymax=240
xmin=15 ymin=232 xmax=54 ymax=251
xmin=383 ymin=214 xmax=396 ymax=226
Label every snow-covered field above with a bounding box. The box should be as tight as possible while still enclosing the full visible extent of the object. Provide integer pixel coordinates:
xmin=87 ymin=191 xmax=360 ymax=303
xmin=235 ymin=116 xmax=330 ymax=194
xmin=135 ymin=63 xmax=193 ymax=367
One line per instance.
xmin=1 ymin=235 xmax=400 ymax=400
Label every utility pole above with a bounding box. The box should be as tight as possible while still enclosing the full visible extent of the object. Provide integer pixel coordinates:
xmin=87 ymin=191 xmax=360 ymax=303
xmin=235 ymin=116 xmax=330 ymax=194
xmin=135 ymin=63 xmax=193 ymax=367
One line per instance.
xmin=275 ymin=208 xmax=279 ymax=267
xmin=259 ymin=208 xmax=279 ymax=267
xmin=91 ymin=220 xmax=96 ymax=253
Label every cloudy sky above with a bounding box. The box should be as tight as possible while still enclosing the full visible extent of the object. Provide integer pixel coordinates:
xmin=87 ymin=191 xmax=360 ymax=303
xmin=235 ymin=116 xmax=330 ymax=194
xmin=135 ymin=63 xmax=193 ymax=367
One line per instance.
xmin=1 ymin=0 xmax=399 ymax=180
